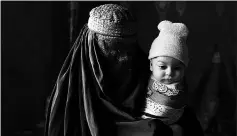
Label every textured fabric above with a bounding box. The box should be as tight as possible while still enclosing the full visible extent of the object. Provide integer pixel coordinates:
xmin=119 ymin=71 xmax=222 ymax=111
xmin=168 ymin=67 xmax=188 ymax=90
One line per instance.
xmin=148 ymin=20 xmax=189 ymax=66
xmin=177 ymin=106 xmax=205 ymax=136
xmin=148 ymin=76 xmax=185 ymax=97
xmin=44 ymin=4 xmax=204 ymax=136
xmin=44 ymin=25 xmax=178 ymax=136
xmin=142 ymin=77 xmax=187 ymax=125
xmin=88 ymin=4 xmax=137 ymax=37
xmin=142 ymin=97 xmax=185 ymax=125
xmin=44 ymin=24 xmax=204 ymax=136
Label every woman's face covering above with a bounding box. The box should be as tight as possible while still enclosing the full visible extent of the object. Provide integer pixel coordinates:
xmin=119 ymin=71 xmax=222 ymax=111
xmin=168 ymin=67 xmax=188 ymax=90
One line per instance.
xmin=97 ymin=36 xmax=139 ymax=74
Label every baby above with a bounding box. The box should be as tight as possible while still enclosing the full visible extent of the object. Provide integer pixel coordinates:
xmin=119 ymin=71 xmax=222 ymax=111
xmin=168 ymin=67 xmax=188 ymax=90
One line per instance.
xmin=142 ymin=20 xmax=189 ymax=135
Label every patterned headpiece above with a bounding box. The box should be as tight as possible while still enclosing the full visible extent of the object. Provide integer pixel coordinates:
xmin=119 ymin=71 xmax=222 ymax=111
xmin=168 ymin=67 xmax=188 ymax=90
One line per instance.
xmin=88 ymin=4 xmax=137 ymax=37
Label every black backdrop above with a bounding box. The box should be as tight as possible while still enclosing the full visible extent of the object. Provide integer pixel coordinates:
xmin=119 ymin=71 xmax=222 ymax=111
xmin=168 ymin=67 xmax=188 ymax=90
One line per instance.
xmin=2 ymin=1 xmax=236 ymax=136
xmin=2 ymin=2 xmax=120 ymax=136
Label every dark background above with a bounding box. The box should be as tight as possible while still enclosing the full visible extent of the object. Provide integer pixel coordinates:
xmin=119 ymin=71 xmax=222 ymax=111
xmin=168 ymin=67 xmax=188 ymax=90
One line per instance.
xmin=2 ymin=1 xmax=236 ymax=136
xmin=2 ymin=2 xmax=118 ymax=136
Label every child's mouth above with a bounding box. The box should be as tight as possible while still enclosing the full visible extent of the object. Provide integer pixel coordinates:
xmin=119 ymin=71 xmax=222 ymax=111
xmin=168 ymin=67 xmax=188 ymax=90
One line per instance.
xmin=162 ymin=79 xmax=174 ymax=84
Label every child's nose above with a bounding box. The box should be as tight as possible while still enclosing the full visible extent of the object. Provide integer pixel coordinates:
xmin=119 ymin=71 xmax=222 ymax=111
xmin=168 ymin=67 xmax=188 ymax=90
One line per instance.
xmin=165 ymin=67 xmax=173 ymax=76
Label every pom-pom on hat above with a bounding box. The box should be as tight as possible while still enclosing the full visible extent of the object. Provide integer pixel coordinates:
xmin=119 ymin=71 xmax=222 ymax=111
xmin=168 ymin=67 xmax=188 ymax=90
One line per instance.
xmin=88 ymin=4 xmax=137 ymax=37
xmin=148 ymin=20 xmax=189 ymax=66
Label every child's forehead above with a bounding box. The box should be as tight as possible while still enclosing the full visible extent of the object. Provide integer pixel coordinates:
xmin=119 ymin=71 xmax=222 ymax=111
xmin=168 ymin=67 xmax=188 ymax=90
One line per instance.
xmin=152 ymin=56 xmax=183 ymax=65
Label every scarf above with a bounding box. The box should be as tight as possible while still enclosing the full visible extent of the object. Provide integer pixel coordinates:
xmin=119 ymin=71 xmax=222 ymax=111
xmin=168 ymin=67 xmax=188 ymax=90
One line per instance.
xmin=143 ymin=76 xmax=187 ymax=125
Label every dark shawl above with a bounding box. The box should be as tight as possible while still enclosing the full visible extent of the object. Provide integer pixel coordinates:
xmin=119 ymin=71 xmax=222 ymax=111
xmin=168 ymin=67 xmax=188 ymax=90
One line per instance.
xmin=44 ymin=25 xmax=203 ymax=136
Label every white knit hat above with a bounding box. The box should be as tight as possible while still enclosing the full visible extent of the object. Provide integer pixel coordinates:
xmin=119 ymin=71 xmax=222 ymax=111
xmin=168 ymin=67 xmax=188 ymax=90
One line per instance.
xmin=148 ymin=20 xmax=189 ymax=66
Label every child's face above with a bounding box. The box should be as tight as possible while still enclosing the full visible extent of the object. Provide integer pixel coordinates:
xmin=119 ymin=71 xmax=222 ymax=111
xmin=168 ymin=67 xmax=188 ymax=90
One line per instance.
xmin=150 ymin=56 xmax=185 ymax=84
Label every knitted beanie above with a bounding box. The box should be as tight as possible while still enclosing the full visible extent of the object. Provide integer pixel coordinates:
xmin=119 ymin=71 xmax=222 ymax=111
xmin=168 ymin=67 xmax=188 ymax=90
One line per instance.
xmin=88 ymin=4 xmax=137 ymax=37
xmin=148 ymin=20 xmax=189 ymax=66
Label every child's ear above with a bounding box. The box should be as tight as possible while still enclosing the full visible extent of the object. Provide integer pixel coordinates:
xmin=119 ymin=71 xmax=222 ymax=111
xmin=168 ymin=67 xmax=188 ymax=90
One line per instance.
xmin=150 ymin=61 xmax=153 ymax=71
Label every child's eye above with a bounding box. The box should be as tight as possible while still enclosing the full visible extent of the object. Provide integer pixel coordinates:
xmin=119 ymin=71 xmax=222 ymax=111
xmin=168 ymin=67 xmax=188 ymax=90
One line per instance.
xmin=174 ymin=66 xmax=183 ymax=70
xmin=158 ymin=65 xmax=167 ymax=69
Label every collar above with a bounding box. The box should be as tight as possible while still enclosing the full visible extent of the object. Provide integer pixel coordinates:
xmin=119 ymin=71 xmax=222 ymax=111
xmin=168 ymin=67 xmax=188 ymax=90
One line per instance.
xmin=148 ymin=76 xmax=184 ymax=97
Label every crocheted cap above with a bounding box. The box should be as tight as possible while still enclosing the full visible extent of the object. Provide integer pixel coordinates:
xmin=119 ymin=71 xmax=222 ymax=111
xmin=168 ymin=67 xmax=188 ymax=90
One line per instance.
xmin=148 ymin=20 xmax=189 ymax=66
xmin=88 ymin=4 xmax=137 ymax=37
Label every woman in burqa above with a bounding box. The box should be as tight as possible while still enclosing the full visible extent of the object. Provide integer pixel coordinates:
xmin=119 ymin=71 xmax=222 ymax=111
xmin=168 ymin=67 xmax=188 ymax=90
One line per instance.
xmin=44 ymin=4 xmax=202 ymax=136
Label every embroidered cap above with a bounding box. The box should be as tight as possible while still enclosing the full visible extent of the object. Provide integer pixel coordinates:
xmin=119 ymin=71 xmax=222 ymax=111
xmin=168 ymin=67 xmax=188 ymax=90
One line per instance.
xmin=88 ymin=4 xmax=137 ymax=37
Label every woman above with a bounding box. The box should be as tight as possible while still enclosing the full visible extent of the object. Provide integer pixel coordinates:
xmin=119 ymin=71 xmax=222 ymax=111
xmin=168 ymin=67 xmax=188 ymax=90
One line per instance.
xmin=44 ymin=4 xmax=182 ymax=136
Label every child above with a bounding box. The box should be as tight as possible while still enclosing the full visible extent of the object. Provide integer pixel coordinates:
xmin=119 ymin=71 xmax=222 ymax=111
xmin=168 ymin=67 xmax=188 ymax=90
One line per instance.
xmin=142 ymin=20 xmax=198 ymax=135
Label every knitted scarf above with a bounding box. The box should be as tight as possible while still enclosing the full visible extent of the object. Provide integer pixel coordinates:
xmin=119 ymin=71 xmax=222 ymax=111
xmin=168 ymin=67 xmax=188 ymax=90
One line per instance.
xmin=143 ymin=76 xmax=187 ymax=125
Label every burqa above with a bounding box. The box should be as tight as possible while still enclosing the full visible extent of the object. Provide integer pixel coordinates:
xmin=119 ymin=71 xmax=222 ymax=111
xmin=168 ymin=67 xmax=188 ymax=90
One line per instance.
xmin=44 ymin=4 xmax=203 ymax=136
